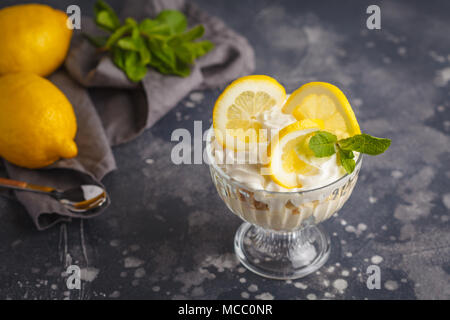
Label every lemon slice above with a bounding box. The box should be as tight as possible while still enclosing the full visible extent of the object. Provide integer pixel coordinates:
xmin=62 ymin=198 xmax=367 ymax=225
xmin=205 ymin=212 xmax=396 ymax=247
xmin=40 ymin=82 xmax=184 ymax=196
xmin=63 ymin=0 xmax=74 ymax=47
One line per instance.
xmin=268 ymin=119 xmax=324 ymax=189
xmin=282 ymin=82 xmax=360 ymax=140
xmin=213 ymin=75 xmax=286 ymax=151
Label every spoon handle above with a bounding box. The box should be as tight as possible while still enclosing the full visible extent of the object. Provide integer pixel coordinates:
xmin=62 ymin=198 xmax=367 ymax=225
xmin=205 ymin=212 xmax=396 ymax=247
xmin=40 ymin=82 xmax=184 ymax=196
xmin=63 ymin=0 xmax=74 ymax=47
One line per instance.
xmin=0 ymin=177 xmax=55 ymax=194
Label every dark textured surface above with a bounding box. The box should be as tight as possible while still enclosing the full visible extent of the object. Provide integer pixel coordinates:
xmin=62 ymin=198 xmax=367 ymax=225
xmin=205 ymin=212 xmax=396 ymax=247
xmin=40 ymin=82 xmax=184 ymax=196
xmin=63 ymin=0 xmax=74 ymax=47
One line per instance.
xmin=0 ymin=0 xmax=449 ymax=300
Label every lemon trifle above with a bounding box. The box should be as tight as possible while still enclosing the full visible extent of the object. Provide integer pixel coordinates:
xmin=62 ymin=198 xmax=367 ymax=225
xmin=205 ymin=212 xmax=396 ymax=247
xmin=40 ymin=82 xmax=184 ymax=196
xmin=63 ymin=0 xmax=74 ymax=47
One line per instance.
xmin=206 ymin=75 xmax=388 ymax=279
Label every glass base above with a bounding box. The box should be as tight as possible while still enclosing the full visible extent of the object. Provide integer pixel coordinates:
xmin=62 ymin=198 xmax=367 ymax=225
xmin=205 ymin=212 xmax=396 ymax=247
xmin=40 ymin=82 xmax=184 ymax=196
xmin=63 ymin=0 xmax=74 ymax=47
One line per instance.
xmin=234 ymin=222 xmax=330 ymax=280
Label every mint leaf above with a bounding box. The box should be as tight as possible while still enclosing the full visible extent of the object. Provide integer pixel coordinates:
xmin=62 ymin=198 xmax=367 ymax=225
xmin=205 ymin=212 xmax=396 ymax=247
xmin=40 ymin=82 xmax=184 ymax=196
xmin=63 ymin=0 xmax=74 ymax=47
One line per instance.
xmin=155 ymin=10 xmax=187 ymax=35
xmin=189 ymin=41 xmax=214 ymax=58
xmin=117 ymin=37 xmax=138 ymax=51
xmin=337 ymin=145 xmax=355 ymax=174
xmin=338 ymin=133 xmax=391 ymax=155
xmin=308 ymin=131 xmax=338 ymax=157
xmin=112 ymin=46 xmax=125 ymax=69
xmin=94 ymin=0 xmax=121 ymax=31
xmin=178 ymin=25 xmax=205 ymax=42
xmin=88 ymin=1 xmax=214 ymax=82
xmin=105 ymin=24 xmax=133 ymax=48
xmin=123 ymin=51 xmax=148 ymax=82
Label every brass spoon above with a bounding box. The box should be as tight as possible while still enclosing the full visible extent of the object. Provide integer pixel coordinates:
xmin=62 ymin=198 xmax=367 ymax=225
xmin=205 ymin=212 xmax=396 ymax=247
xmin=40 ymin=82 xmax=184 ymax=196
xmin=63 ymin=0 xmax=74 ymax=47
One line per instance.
xmin=0 ymin=177 xmax=109 ymax=213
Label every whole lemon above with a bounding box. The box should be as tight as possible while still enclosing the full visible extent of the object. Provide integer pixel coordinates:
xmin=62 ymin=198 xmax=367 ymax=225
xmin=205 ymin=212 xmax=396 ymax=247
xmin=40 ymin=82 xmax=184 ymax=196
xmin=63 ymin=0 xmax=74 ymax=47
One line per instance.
xmin=0 ymin=4 xmax=72 ymax=76
xmin=0 ymin=73 xmax=78 ymax=169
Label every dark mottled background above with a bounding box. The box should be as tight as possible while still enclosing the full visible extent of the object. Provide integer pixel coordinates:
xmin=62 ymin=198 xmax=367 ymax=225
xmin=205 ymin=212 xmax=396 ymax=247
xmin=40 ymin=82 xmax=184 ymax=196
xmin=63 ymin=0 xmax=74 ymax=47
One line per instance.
xmin=0 ymin=0 xmax=449 ymax=300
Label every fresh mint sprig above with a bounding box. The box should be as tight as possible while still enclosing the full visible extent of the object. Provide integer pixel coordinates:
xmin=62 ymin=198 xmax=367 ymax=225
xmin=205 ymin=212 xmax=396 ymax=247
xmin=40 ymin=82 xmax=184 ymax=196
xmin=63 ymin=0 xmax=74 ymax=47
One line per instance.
xmin=85 ymin=0 xmax=214 ymax=82
xmin=306 ymin=131 xmax=391 ymax=174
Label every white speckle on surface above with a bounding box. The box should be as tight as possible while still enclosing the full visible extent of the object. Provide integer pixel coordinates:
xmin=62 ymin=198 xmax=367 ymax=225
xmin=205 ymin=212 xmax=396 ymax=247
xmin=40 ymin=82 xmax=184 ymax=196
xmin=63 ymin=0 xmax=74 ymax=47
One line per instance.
xmin=340 ymin=219 xmax=347 ymax=226
xmin=335 ymin=262 xmax=341 ymax=267
xmin=429 ymin=51 xmax=446 ymax=63
xmin=256 ymin=292 xmax=274 ymax=300
xmin=369 ymin=196 xmax=378 ymax=204
xmin=184 ymin=101 xmax=195 ymax=108
xmin=124 ymin=257 xmax=144 ymax=268
xmin=341 ymin=270 xmax=350 ymax=277
xmin=306 ymin=293 xmax=317 ymax=300
xmin=134 ymin=268 xmax=146 ymax=278
xmin=189 ymin=92 xmax=205 ymax=103
xmin=294 ymin=282 xmax=308 ymax=289
xmin=353 ymin=98 xmax=363 ymax=107
xmin=401 ymin=278 xmax=408 ymax=283
xmin=239 ymin=277 xmax=246 ymax=284
xmin=145 ymin=158 xmax=154 ymax=164
xmin=345 ymin=252 xmax=352 ymax=258
xmin=237 ymin=267 xmax=246 ymax=273
xmin=345 ymin=225 xmax=356 ymax=233
xmin=109 ymin=291 xmax=120 ymax=298
xmin=51 ymin=284 xmax=58 ymax=290
xmin=397 ymin=46 xmax=407 ymax=56
xmin=80 ymin=267 xmax=99 ymax=282
xmin=241 ymin=292 xmax=250 ymax=299
xmin=371 ymin=255 xmax=384 ymax=264
xmin=11 ymin=239 xmax=22 ymax=248
xmin=248 ymin=284 xmax=258 ymax=292
xmin=332 ymin=232 xmax=338 ymax=236
xmin=384 ymin=280 xmax=399 ymax=291
xmin=323 ymin=279 xmax=330 ymax=287
xmin=391 ymin=170 xmax=403 ymax=178
xmin=327 ymin=266 xmax=335 ymax=273
xmin=202 ymin=253 xmax=239 ymax=272
xmin=381 ymin=225 xmax=388 ymax=231
xmin=366 ymin=233 xmax=376 ymax=239
xmin=175 ymin=111 xmax=182 ymax=121
xmin=130 ymin=244 xmax=140 ymax=252
xmin=333 ymin=279 xmax=348 ymax=292
xmin=152 ymin=286 xmax=160 ymax=292
xmin=444 ymin=121 xmax=450 ymax=131
xmin=437 ymin=105 xmax=445 ymax=112
xmin=435 ymin=67 xmax=450 ymax=87
xmin=109 ymin=239 xmax=120 ymax=247
xmin=442 ymin=194 xmax=450 ymax=210
xmin=357 ymin=223 xmax=368 ymax=232
xmin=352 ymin=267 xmax=357 ymax=272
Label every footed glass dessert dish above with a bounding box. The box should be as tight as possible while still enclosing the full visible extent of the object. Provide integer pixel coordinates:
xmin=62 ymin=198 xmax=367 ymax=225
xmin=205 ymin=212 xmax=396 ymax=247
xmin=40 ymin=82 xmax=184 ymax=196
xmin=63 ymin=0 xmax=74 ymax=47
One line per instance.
xmin=207 ymin=140 xmax=362 ymax=279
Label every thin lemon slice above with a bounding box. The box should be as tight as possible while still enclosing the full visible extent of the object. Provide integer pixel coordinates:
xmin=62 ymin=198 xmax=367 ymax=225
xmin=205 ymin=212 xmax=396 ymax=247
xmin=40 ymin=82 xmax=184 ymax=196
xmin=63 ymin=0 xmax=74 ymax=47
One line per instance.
xmin=268 ymin=120 xmax=324 ymax=189
xmin=213 ymin=75 xmax=286 ymax=151
xmin=282 ymin=82 xmax=360 ymax=140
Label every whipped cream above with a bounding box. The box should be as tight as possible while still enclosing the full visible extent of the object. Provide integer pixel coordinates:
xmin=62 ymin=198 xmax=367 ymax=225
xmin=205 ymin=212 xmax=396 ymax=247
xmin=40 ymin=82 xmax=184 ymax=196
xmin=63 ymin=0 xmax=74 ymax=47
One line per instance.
xmin=209 ymin=98 xmax=346 ymax=192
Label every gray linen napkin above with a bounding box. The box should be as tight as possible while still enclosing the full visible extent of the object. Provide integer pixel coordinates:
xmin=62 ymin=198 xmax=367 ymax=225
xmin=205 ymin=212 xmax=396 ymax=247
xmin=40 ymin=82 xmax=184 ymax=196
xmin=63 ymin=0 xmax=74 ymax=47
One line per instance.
xmin=1 ymin=0 xmax=255 ymax=230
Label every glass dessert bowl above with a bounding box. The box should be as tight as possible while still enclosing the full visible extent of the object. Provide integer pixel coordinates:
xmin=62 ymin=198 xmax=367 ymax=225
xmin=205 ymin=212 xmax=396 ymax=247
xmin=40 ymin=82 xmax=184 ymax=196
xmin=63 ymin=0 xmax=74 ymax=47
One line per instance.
xmin=206 ymin=133 xmax=362 ymax=279
xmin=205 ymin=75 xmax=386 ymax=279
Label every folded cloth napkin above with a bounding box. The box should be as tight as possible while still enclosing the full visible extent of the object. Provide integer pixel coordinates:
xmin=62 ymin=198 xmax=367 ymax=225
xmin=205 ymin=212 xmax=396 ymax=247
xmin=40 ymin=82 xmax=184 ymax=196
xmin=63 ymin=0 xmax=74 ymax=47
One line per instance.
xmin=1 ymin=0 xmax=255 ymax=230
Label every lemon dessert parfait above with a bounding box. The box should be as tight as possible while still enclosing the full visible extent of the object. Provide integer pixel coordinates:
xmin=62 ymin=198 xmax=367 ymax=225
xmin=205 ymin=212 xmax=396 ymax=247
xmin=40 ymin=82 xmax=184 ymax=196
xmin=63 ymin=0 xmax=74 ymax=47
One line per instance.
xmin=206 ymin=75 xmax=390 ymax=279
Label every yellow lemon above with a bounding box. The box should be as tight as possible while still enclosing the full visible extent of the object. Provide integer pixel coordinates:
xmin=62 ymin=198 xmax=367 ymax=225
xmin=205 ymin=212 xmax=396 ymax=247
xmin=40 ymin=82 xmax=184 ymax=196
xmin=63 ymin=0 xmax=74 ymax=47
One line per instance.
xmin=0 ymin=4 xmax=72 ymax=76
xmin=213 ymin=75 xmax=286 ymax=151
xmin=282 ymin=82 xmax=360 ymax=140
xmin=0 ymin=73 xmax=78 ymax=169
xmin=267 ymin=120 xmax=324 ymax=189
